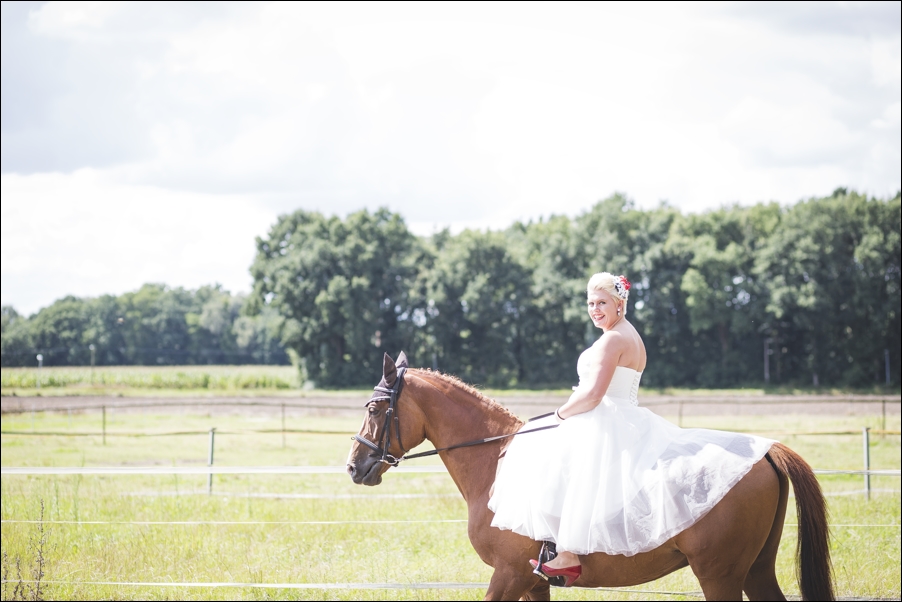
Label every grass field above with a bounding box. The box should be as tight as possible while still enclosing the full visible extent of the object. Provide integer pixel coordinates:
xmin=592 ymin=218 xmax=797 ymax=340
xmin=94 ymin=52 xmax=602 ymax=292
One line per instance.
xmin=1 ymin=408 xmax=900 ymax=600
xmin=2 ymin=365 xmax=899 ymax=398
xmin=0 ymin=366 xmax=304 ymax=395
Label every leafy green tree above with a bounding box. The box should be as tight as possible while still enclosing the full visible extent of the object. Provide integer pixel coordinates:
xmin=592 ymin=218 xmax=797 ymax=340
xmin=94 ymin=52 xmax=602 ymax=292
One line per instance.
xmin=755 ymin=191 xmax=899 ymax=386
xmin=504 ymin=215 xmax=587 ymax=386
xmin=415 ymin=229 xmax=531 ymax=386
xmin=232 ymin=305 xmax=290 ymax=365
xmin=675 ymin=204 xmax=779 ymax=386
xmin=248 ymin=208 xmax=418 ymax=386
xmin=27 ymin=296 xmax=95 ymax=365
xmin=1 ymin=306 xmax=33 ymax=367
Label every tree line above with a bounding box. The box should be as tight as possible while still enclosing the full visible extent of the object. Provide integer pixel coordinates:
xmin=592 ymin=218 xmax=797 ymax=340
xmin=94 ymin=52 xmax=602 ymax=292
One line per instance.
xmin=1 ymin=284 xmax=289 ymax=367
xmin=2 ymin=189 xmax=899 ymax=389
xmin=247 ymin=189 xmax=900 ymax=389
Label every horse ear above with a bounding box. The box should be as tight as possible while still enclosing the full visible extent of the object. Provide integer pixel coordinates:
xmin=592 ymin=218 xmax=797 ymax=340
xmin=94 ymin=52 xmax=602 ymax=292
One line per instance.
xmin=396 ymin=351 xmax=409 ymax=369
xmin=383 ymin=352 xmax=397 ymax=385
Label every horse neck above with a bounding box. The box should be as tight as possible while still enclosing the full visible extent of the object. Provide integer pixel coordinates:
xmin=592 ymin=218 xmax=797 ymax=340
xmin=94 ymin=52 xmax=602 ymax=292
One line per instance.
xmin=407 ymin=371 xmax=523 ymax=504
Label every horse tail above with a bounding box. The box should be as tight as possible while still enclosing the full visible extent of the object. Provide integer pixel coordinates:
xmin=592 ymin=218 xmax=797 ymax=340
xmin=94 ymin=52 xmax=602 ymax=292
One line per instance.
xmin=766 ymin=442 xmax=834 ymax=601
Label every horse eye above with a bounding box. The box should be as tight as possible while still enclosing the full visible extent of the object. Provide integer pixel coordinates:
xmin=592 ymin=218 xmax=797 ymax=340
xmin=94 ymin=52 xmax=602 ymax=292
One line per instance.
xmin=368 ymin=405 xmax=379 ymax=415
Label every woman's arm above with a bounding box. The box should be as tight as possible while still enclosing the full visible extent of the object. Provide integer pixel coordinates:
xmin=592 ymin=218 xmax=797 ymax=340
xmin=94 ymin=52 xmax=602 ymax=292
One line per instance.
xmin=556 ymin=334 xmax=624 ymax=419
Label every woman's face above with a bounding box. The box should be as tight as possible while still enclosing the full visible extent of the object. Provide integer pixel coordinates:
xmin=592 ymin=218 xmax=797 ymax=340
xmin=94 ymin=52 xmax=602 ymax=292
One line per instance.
xmin=587 ymin=288 xmax=620 ymax=330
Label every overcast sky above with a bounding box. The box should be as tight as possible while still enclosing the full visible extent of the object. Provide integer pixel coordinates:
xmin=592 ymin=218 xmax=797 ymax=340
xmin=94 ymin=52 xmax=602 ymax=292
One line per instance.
xmin=2 ymin=1 xmax=900 ymax=316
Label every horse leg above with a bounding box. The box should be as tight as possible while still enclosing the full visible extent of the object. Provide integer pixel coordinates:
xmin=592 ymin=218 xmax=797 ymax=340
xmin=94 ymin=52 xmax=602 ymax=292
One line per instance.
xmin=520 ymin=579 xmax=550 ymax=601
xmin=484 ymin=566 xmax=540 ymax=601
xmin=743 ymin=460 xmax=789 ymax=601
xmin=694 ymin=576 xmax=745 ymax=601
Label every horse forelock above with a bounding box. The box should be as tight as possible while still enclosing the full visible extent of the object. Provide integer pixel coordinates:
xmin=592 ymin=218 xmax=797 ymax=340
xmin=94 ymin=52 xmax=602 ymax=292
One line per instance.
xmin=408 ymin=368 xmax=523 ymax=426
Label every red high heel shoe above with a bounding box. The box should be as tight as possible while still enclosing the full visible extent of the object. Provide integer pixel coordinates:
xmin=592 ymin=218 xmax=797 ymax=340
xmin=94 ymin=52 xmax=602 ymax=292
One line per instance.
xmin=529 ymin=558 xmax=581 ymax=587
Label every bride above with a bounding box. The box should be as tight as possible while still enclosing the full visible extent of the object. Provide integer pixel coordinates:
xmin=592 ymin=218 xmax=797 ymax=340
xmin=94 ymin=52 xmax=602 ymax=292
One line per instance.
xmin=488 ymin=272 xmax=774 ymax=587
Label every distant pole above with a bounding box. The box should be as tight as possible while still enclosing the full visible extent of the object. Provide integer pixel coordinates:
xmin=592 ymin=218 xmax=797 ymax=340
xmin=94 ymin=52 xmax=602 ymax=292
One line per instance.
xmin=763 ymin=338 xmax=771 ymax=385
xmin=102 ymin=405 xmax=107 ymax=446
xmin=89 ymin=344 xmax=96 ymax=384
xmin=208 ymin=428 xmax=217 ymax=495
xmin=36 ymin=354 xmax=43 ymax=389
xmin=432 ymin=352 xmax=438 ymax=371
xmin=863 ymin=427 xmax=871 ymax=501
xmin=281 ymin=403 xmax=286 ymax=449
xmin=886 ymin=349 xmax=891 ymax=385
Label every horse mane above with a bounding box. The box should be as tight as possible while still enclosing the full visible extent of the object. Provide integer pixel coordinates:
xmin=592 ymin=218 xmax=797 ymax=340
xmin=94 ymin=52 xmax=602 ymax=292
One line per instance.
xmin=409 ymin=368 xmax=523 ymax=425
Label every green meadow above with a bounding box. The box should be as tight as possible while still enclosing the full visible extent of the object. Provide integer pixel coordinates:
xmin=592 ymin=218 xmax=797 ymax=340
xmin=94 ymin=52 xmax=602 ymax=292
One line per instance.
xmin=3 ymin=365 xmax=899 ymax=399
xmin=1 ymin=366 xmax=304 ymax=395
xmin=1 ymin=408 xmax=899 ymax=600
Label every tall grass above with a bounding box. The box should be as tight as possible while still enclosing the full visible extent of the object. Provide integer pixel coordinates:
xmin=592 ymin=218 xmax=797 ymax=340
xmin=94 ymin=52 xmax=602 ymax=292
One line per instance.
xmin=1 ymin=365 xmax=301 ymax=391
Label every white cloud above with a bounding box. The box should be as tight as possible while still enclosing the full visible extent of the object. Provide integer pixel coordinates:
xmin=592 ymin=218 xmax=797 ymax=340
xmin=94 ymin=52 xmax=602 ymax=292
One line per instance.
xmin=871 ymin=35 xmax=902 ymax=88
xmin=721 ymin=97 xmax=857 ymax=165
xmin=871 ymin=100 xmax=902 ymax=129
xmin=28 ymin=1 xmax=124 ymax=39
xmin=1 ymin=170 xmax=275 ymax=315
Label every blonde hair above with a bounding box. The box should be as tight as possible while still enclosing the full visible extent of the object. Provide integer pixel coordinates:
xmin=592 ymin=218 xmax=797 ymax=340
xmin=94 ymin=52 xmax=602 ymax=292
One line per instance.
xmin=587 ymin=272 xmax=628 ymax=315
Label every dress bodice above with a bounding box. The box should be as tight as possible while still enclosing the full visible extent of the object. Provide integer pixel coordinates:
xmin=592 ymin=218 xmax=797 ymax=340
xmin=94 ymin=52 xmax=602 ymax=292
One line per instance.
xmin=577 ymin=347 xmax=642 ymax=406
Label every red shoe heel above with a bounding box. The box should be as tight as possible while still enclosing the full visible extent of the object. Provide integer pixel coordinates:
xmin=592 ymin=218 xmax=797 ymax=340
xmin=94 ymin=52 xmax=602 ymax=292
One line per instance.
xmin=529 ymin=558 xmax=581 ymax=587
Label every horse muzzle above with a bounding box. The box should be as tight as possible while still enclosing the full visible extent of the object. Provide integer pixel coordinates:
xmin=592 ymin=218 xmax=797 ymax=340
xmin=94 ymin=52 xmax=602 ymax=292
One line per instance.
xmin=347 ymin=457 xmax=385 ymax=486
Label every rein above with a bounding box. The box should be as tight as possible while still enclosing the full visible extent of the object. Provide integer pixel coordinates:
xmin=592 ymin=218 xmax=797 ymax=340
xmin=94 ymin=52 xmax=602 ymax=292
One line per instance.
xmin=352 ymin=370 xmax=559 ymax=466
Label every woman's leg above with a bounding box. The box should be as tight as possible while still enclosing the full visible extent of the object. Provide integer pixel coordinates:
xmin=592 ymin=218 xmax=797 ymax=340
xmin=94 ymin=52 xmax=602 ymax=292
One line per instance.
xmin=544 ymin=549 xmax=580 ymax=569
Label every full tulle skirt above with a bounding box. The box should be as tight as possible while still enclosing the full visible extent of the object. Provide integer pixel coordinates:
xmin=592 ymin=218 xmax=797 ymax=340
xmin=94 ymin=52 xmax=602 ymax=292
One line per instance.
xmin=488 ymin=399 xmax=775 ymax=556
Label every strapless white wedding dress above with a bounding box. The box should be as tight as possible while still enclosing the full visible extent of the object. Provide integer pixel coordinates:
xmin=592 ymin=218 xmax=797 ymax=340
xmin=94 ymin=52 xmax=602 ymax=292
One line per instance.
xmin=488 ymin=348 xmax=775 ymax=557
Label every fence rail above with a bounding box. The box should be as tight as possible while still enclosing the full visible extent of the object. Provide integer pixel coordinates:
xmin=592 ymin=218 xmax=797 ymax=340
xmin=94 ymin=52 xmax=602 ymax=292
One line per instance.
xmin=1 ymin=465 xmax=899 ymax=477
xmin=2 ymin=396 xmax=900 ymax=415
xmin=0 ymin=465 xmax=444 ymax=475
xmin=3 ymin=519 xmax=896 ymax=528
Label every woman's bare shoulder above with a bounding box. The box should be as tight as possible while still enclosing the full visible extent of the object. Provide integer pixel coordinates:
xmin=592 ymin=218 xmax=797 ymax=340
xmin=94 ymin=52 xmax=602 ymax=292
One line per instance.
xmin=595 ymin=329 xmax=627 ymax=345
xmin=594 ymin=330 xmax=629 ymax=355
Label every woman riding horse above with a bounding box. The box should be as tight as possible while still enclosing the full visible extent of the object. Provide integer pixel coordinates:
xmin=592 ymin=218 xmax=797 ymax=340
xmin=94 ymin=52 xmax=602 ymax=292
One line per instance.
xmin=489 ymin=272 xmax=775 ymax=586
xmin=347 ymin=271 xmax=833 ymax=601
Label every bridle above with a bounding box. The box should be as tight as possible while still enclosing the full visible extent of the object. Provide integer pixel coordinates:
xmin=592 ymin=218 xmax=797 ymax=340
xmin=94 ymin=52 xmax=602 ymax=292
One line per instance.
xmin=352 ymin=367 xmax=409 ymax=467
xmin=352 ymin=368 xmax=558 ymax=467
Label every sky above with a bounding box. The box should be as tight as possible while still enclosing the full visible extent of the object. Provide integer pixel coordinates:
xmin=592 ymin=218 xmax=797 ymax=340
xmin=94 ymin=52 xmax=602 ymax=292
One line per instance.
xmin=2 ymin=1 xmax=900 ymax=316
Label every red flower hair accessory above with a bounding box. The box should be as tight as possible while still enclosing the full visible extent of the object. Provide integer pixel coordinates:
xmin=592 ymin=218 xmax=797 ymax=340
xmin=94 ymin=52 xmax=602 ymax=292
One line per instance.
xmin=613 ymin=275 xmax=631 ymax=300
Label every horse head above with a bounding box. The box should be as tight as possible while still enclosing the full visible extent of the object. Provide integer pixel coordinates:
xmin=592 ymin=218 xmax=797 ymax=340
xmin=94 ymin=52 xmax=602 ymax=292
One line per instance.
xmin=346 ymin=351 xmax=428 ymax=486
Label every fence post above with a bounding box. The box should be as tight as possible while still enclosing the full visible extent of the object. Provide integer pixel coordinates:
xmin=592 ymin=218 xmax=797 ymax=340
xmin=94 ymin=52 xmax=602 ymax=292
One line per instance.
xmin=208 ymin=428 xmax=216 ymax=495
xmin=89 ymin=344 xmax=96 ymax=384
xmin=281 ymin=403 xmax=286 ymax=449
xmin=678 ymin=401 xmax=683 ymax=428
xmin=863 ymin=427 xmax=871 ymax=500
xmin=102 ymin=405 xmax=107 ymax=446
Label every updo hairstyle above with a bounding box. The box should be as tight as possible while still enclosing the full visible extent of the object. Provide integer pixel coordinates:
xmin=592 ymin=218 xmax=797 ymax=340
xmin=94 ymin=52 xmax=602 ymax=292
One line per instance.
xmin=587 ymin=272 xmax=628 ymax=316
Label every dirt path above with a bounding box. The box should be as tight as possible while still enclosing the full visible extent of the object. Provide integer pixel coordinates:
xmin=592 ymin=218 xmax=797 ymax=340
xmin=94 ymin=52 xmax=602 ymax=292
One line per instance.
xmin=2 ymin=394 xmax=898 ymax=417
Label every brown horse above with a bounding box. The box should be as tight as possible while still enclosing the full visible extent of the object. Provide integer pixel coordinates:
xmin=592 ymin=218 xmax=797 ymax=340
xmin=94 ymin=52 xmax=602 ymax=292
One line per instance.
xmin=346 ymin=353 xmax=834 ymax=601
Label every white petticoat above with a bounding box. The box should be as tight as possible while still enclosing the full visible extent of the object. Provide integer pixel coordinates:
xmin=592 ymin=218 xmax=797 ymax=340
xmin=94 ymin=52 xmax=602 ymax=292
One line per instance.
xmin=488 ymin=367 xmax=775 ymax=557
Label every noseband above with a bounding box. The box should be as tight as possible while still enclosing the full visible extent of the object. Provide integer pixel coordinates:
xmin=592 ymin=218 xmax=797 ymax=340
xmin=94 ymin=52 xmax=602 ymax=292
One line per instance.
xmin=353 ymin=367 xmax=408 ymax=467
